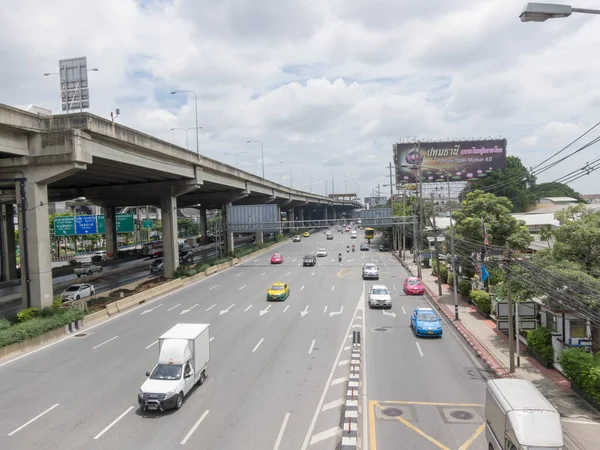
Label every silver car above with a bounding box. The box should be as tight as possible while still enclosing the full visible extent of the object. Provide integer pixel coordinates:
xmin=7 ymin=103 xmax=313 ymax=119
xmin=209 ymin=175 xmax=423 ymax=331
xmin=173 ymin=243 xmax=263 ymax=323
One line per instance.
xmin=362 ymin=263 xmax=379 ymax=280
xmin=316 ymin=248 xmax=328 ymax=257
xmin=368 ymin=285 xmax=392 ymax=309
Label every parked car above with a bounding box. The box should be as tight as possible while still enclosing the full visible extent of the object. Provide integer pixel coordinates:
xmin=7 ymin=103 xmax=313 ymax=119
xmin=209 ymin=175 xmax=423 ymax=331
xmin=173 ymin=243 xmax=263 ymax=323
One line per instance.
xmin=74 ymin=263 xmax=103 ymax=278
xmin=61 ymin=283 xmax=96 ymax=302
xmin=303 ymin=254 xmax=317 ymax=266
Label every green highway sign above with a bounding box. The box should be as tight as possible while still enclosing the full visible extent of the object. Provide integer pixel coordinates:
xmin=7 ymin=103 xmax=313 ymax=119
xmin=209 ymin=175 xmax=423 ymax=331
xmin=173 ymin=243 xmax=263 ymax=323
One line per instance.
xmin=97 ymin=214 xmax=106 ymax=234
xmin=53 ymin=216 xmax=76 ymax=236
xmin=142 ymin=219 xmax=153 ymax=229
xmin=116 ymin=213 xmax=135 ymax=233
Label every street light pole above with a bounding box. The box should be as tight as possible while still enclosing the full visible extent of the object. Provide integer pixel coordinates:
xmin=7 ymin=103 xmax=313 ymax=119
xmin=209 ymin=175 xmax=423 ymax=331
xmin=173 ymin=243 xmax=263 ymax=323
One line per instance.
xmin=279 ymin=161 xmax=293 ymax=188
xmin=247 ymin=140 xmax=265 ymax=178
xmin=225 ymin=151 xmax=248 ymax=168
xmin=520 ymin=2 xmax=600 ymax=22
xmin=171 ymin=90 xmax=200 ymax=154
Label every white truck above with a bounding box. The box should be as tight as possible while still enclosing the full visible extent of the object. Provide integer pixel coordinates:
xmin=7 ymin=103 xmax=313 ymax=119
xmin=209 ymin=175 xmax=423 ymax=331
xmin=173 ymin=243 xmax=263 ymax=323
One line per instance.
xmin=138 ymin=323 xmax=210 ymax=412
xmin=485 ymin=378 xmax=564 ymax=450
xmin=350 ymin=230 xmax=357 ymax=239
xmin=74 ymin=262 xmax=103 ymax=278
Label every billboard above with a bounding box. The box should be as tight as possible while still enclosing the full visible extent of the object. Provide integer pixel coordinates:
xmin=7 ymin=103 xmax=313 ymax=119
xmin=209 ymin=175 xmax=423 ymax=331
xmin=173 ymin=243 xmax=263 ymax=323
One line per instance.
xmin=364 ymin=196 xmax=387 ymax=208
xmin=394 ymin=139 xmax=507 ymax=184
xmin=226 ymin=204 xmax=279 ymax=232
xmin=59 ymin=56 xmax=91 ymax=112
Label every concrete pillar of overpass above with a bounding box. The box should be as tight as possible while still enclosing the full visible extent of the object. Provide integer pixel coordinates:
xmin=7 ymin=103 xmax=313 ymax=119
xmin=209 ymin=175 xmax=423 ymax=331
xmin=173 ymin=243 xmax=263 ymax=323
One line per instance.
xmin=324 ymin=206 xmax=328 ymax=225
xmin=223 ymin=203 xmax=235 ymax=255
xmin=1 ymin=204 xmax=18 ymax=281
xmin=199 ymin=206 xmax=208 ymax=244
xmin=299 ymin=209 xmax=305 ymax=227
xmin=102 ymin=204 xmax=118 ymax=261
xmin=289 ymin=208 xmax=295 ymax=231
xmin=16 ymin=181 xmax=53 ymax=310
xmin=161 ymin=194 xmax=179 ymax=279
xmin=255 ymin=231 xmax=264 ymax=245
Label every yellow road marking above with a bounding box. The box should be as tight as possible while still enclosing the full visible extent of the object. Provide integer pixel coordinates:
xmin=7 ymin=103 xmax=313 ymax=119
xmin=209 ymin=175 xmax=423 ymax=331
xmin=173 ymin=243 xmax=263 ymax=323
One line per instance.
xmin=458 ymin=422 xmax=485 ymax=450
xmin=369 ymin=400 xmax=378 ymax=450
xmin=337 ymin=268 xmax=353 ymax=278
xmin=380 ymin=400 xmax=484 ymax=407
xmin=394 ymin=415 xmax=451 ymax=450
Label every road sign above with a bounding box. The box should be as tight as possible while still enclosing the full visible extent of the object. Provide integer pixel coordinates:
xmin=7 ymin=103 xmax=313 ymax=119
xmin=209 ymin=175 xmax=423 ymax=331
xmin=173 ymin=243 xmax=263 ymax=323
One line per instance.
xmin=54 ymin=216 xmax=75 ymax=236
xmin=142 ymin=219 xmax=153 ymax=229
xmin=116 ymin=213 xmax=135 ymax=233
xmin=97 ymin=214 xmax=105 ymax=234
xmin=75 ymin=215 xmax=98 ymax=235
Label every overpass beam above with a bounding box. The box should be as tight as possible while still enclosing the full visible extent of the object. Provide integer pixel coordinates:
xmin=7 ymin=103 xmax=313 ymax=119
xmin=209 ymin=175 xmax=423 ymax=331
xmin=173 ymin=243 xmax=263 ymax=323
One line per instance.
xmin=0 ymin=204 xmax=17 ymax=281
xmin=161 ymin=194 xmax=179 ymax=279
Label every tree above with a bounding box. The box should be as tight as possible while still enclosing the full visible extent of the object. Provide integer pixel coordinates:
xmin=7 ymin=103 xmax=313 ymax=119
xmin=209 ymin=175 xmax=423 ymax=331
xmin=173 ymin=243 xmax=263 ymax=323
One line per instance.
xmin=177 ymin=218 xmax=199 ymax=237
xmin=467 ymin=156 xmax=536 ymax=212
xmin=552 ymin=204 xmax=600 ymax=277
xmin=534 ymin=182 xmax=584 ymax=202
xmin=540 ymin=224 xmax=554 ymax=248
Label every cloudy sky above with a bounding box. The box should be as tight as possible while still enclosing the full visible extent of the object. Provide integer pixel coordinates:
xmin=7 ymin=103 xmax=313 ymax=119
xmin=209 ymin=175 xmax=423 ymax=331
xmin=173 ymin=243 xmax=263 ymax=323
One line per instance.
xmin=2 ymin=0 xmax=600 ymax=198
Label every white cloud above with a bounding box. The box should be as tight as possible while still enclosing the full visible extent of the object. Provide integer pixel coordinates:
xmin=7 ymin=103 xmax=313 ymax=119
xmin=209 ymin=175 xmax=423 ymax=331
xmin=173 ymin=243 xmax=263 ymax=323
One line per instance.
xmin=2 ymin=0 xmax=600 ymax=199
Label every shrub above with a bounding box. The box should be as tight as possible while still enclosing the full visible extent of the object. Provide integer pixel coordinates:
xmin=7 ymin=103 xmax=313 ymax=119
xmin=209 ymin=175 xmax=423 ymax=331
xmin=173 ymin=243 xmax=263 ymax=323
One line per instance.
xmin=447 ymin=272 xmax=453 ymax=289
xmin=458 ymin=280 xmax=472 ymax=297
xmin=470 ymin=290 xmax=491 ymax=314
xmin=196 ymin=264 xmax=210 ymax=272
xmin=438 ymin=265 xmax=448 ymax=284
xmin=526 ymin=326 xmax=554 ymax=363
xmin=52 ymin=296 xmax=63 ymax=310
xmin=432 ymin=264 xmax=438 ymax=276
xmin=560 ymin=347 xmax=600 ymax=404
xmin=0 ymin=309 xmax=85 ymax=349
xmin=0 ymin=318 xmax=10 ymax=331
xmin=17 ymin=307 xmax=39 ymax=323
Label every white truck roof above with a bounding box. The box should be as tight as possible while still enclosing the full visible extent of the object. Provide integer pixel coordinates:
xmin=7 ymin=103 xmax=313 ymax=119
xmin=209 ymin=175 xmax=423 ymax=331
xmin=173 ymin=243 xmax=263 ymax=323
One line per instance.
xmin=160 ymin=323 xmax=209 ymax=340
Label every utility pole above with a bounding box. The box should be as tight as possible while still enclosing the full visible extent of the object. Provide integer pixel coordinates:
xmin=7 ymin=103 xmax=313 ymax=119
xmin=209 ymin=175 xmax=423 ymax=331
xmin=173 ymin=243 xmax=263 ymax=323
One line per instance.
xmin=506 ymin=243 xmax=515 ymax=373
xmin=402 ymin=192 xmax=406 ymax=260
xmin=387 ymin=162 xmax=396 ymax=250
xmin=431 ymin=194 xmax=442 ymax=296
xmin=416 ymin=159 xmax=423 ymax=279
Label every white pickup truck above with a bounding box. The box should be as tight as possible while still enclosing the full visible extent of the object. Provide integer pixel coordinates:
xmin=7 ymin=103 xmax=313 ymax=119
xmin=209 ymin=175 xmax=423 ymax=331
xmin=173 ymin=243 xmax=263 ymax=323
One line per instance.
xmin=138 ymin=323 xmax=210 ymax=412
xmin=74 ymin=263 xmax=103 ymax=278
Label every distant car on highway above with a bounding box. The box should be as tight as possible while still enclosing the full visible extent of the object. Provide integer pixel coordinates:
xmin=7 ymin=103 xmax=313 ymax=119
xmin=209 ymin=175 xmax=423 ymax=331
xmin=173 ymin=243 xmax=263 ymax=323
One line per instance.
xmin=368 ymin=284 xmax=392 ymax=309
xmin=404 ymin=277 xmax=425 ymax=295
xmin=362 ymin=263 xmax=379 ymax=280
xmin=303 ymin=254 xmax=316 ymax=266
xmin=303 ymin=231 xmax=310 ymax=237
xmin=360 ymin=243 xmax=369 ymax=251
xmin=316 ymin=248 xmax=328 ymax=257
xmin=267 ymin=282 xmax=290 ymax=301
xmin=410 ymin=307 xmax=443 ymax=337
xmin=150 ymin=259 xmax=164 ymax=273
xmin=61 ymin=283 xmax=96 ymax=302
xmin=293 ymin=235 xmax=302 ymax=242
xmin=74 ymin=262 xmax=103 ymax=278
xmin=179 ymin=250 xmax=193 ymax=263
xmin=379 ymin=244 xmax=389 ymax=251
xmin=326 ymin=233 xmax=333 ymax=240
xmin=270 ymin=253 xmax=284 ymax=264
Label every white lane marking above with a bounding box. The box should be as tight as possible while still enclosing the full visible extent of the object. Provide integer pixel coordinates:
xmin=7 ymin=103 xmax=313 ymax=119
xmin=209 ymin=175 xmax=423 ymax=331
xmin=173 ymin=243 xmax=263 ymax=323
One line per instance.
xmin=393 ymin=285 xmax=397 ymax=291
xmin=93 ymin=406 xmax=134 ymax=440
xmin=254 ymin=259 xmax=259 ymax=262
xmin=360 ymin=281 xmax=369 ymax=450
xmin=236 ymin=272 xmax=242 ymax=276
xmin=324 ymin=305 xmax=328 ymax=314
xmin=338 ymin=359 xmax=348 ymax=365
xmin=244 ymin=305 xmax=253 ymax=312
xmin=7 ymin=403 xmax=60 ymax=436
xmin=209 ymin=285 xmax=218 ymax=290
xmin=205 ymin=304 xmax=216 ymax=312
xmin=286 ymin=272 xmax=290 ymax=276
xmin=209 ymin=337 xmax=214 ymax=342
xmin=331 ymin=377 xmax=347 ymax=386
xmin=261 ymin=272 xmax=266 ymax=276
xmin=140 ymin=303 xmax=164 ymax=315
xmin=331 ymin=285 xmax=335 ymax=291
xmin=344 ymin=345 xmax=351 ymax=351
xmin=92 ymin=336 xmax=119 ymax=350
xmin=167 ymin=304 xmax=181 ymax=311
xmin=145 ymin=340 xmax=158 ymax=350
xmin=180 ymin=304 xmax=198 ymax=315
xmin=416 ymin=342 xmax=424 ymax=357
xmin=181 ymin=410 xmax=210 ymax=445
xmin=322 ymin=398 xmax=344 ymax=411
xmin=300 ymin=285 xmax=305 ymax=291
xmin=309 ymin=427 xmax=342 ymax=445
xmin=292 ymin=259 xmax=297 ymax=263
xmin=308 ymin=339 xmax=316 ymax=354
xmin=401 ymin=306 xmax=406 ymax=315
xmin=239 ymin=284 xmax=246 ymax=290
xmin=311 ymin=272 xmax=315 ymax=276
xmin=283 ymin=305 xmax=290 ymax=312
xmin=273 ymin=412 xmax=291 ymax=450
xmin=252 ymin=338 xmax=264 ymax=353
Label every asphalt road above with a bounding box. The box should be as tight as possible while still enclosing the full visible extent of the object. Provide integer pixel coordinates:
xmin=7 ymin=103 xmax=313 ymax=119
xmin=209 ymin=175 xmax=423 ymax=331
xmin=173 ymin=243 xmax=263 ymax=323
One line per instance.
xmin=0 ymin=229 xmax=367 ymax=450
xmin=0 ymin=240 xmax=254 ymax=318
xmin=364 ymin=239 xmax=489 ymax=450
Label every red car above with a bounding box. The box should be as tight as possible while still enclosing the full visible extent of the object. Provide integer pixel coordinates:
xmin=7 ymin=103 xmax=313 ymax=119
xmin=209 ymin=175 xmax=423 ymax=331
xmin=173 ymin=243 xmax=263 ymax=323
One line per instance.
xmin=270 ymin=253 xmax=284 ymax=264
xmin=404 ymin=277 xmax=425 ymax=295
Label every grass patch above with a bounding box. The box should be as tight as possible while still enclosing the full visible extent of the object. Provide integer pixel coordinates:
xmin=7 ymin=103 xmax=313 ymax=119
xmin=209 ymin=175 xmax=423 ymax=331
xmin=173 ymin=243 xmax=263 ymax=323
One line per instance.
xmin=0 ymin=308 xmax=85 ymax=349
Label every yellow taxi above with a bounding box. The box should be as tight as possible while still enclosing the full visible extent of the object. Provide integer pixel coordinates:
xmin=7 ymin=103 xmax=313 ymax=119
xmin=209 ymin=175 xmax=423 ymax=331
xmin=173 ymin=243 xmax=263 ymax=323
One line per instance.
xmin=303 ymin=231 xmax=310 ymax=237
xmin=267 ymin=282 xmax=290 ymax=301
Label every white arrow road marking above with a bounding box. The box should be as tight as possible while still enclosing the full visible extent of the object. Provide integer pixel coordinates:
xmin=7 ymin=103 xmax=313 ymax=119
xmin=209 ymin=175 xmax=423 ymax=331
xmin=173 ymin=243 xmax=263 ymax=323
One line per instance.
xmin=141 ymin=303 xmax=163 ymax=315
xmin=260 ymin=304 xmax=271 ymax=316
xmin=244 ymin=305 xmax=253 ymax=312
xmin=219 ymin=304 xmax=235 ymax=315
xmin=300 ymin=305 xmax=309 ymax=317
xmin=180 ymin=304 xmax=199 ymax=315
xmin=382 ymin=310 xmax=397 ymax=318
xmin=330 ymin=306 xmax=344 ymax=317
xmin=205 ymin=304 xmax=216 ymax=312
xmin=167 ymin=304 xmax=181 ymax=312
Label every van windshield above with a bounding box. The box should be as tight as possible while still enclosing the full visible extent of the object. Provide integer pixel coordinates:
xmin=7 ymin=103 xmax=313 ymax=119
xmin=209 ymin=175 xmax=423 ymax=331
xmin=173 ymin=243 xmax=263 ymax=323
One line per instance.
xmin=149 ymin=364 xmax=182 ymax=380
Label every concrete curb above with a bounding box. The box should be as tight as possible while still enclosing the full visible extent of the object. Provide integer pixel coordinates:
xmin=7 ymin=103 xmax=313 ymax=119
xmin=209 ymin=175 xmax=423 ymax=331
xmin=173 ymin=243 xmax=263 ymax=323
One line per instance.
xmin=392 ymin=252 xmax=509 ymax=378
xmin=341 ymin=341 xmax=360 ymax=450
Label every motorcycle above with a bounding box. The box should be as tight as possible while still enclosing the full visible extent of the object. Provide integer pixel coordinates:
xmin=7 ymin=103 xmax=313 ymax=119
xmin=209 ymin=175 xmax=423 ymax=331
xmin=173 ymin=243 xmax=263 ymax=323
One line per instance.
xmin=338 ymin=255 xmax=342 ymax=262
xmin=352 ymin=246 xmax=355 ymax=252
xmin=346 ymin=247 xmax=350 ymax=253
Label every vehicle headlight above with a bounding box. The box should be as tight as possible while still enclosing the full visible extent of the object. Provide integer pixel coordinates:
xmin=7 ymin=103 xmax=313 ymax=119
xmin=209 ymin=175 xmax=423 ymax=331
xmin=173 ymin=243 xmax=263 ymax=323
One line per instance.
xmin=165 ymin=390 xmax=176 ymax=398
xmin=139 ymin=389 xmax=144 ymax=397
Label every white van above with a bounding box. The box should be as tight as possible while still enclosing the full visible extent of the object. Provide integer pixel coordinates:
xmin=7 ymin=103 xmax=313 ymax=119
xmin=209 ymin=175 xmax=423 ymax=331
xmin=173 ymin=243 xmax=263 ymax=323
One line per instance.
xmin=350 ymin=230 xmax=357 ymax=239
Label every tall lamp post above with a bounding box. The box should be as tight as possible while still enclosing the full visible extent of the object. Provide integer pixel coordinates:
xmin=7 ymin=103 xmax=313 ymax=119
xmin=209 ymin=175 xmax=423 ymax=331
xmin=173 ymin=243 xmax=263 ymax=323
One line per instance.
xmin=247 ymin=141 xmax=265 ymax=179
xmin=225 ymin=151 xmax=248 ymax=168
xmin=171 ymin=90 xmax=200 ymax=154
xmin=170 ymin=127 xmax=202 ymax=151
xmin=519 ymin=2 xmax=600 ymax=21
xmin=279 ymin=161 xmax=293 ymax=188
xmin=402 ymin=163 xmax=459 ymax=321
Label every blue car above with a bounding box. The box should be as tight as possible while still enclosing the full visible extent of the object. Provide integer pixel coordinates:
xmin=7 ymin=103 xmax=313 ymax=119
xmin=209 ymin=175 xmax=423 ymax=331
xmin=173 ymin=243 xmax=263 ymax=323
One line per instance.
xmin=410 ymin=308 xmax=443 ymax=337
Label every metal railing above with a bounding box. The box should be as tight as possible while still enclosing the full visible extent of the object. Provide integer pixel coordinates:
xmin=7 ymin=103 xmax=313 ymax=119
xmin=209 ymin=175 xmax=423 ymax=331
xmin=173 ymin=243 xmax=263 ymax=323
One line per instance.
xmin=225 ymin=217 xmax=414 ymax=232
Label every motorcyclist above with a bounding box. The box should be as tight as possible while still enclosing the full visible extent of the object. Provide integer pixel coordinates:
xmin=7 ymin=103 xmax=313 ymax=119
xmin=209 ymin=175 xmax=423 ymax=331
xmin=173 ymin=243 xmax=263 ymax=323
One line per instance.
xmin=338 ymin=253 xmax=342 ymax=262
xmin=352 ymin=244 xmax=355 ymax=252
xmin=346 ymin=245 xmax=350 ymax=253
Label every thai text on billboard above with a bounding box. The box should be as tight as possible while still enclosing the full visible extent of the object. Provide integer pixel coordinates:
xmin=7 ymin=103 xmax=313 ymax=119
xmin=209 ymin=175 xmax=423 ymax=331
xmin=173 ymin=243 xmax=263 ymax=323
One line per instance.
xmin=394 ymin=139 xmax=507 ymax=184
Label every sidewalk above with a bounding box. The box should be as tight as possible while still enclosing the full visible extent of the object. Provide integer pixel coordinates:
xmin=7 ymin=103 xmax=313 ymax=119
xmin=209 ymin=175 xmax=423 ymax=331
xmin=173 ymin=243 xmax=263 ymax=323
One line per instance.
xmin=396 ymin=250 xmax=600 ymax=450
